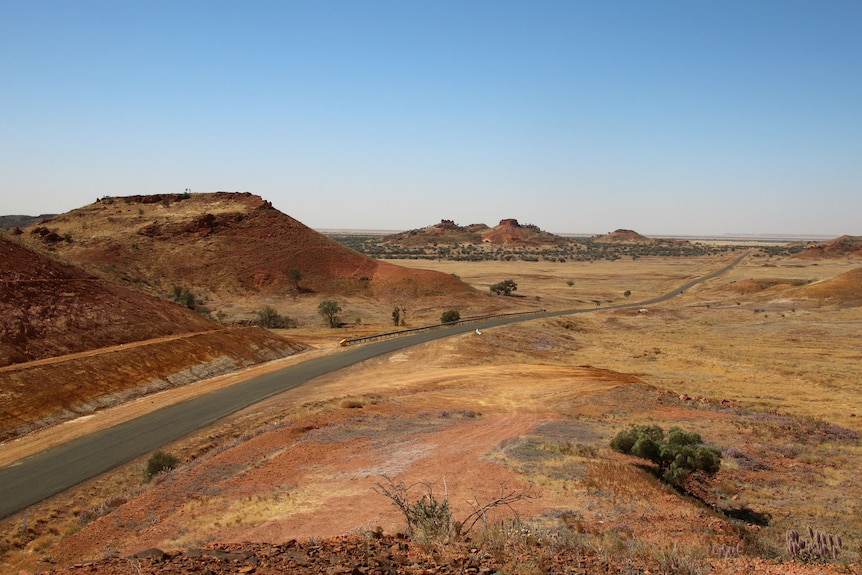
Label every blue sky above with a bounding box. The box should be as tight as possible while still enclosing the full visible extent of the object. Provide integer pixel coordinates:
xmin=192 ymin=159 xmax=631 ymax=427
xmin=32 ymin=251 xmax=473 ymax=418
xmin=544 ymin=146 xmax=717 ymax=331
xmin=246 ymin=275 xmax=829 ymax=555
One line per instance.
xmin=1 ymin=1 xmax=859 ymax=236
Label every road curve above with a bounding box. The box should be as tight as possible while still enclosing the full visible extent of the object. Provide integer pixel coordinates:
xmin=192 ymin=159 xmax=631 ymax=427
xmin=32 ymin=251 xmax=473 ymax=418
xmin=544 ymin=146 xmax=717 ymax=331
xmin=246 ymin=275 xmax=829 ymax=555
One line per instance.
xmin=0 ymin=251 xmax=748 ymax=519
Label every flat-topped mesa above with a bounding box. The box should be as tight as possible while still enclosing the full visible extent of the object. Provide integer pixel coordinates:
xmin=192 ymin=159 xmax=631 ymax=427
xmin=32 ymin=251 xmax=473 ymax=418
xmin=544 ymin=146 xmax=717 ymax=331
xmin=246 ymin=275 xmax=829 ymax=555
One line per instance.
xmin=384 ymin=217 xmax=567 ymax=247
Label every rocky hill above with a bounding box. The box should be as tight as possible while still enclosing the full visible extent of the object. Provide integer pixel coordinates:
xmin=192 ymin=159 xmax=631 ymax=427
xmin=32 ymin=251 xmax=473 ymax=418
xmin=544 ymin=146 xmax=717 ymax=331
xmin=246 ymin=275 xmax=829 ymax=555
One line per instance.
xmin=384 ymin=218 xmax=569 ymax=247
xmin=795 ymin=235 xmax=862 ymax=259
xmin=591 ymin=229 xmax=694 ymax=248
xmin=17 ymin=193 xmax=478 ymax=302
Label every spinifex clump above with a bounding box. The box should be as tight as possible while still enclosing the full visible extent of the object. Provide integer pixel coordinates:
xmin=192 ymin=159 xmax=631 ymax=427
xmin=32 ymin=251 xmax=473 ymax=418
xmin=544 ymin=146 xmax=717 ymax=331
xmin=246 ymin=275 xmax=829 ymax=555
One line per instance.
xmin=786 ymin=526 xmax=842 ymax=562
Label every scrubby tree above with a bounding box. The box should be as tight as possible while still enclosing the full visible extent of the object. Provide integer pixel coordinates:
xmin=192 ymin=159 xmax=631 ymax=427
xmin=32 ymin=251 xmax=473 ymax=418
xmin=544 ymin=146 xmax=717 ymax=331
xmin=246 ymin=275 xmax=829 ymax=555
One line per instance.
xmin=257 ymin=306 xmax=284 ymax=328
xmin=610 ymin=424 xmax=721 ymax=486
xmin=392 ymin=306 xmax=407 ymax=327
xmin=490 ymin=279 xmax=518 ymax=296
xmin=288 ymin=268 xmax=302 ymax=290
xmin=440 ymin=310 xmax=461 ymax=324
xmin=146 ymin=450 xmax=178 ymax=481
xmin=318 ymin=299 xmax=342 ymax=328
xmin=170 ymin=285 xmax=196 ymax=309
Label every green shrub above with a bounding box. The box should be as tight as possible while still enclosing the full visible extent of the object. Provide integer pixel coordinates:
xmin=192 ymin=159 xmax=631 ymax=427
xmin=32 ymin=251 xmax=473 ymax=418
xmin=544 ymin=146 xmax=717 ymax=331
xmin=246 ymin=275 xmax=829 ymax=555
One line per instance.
xmin=610 ymin=424 xmax=721 ymax=486
xmin=440 ymin=310 xmax=461 ymax=323
xmin=170 ymin=286 xmax=196 ymax=309
xmin=146 ymin=451 xmax=178 ymax=481
xmin=490 ymin=279 xmax=518 ymax=296
xmin=410 ymin=494 xmax=452 ymax=542
xmin=257 ymin=306 xmax=292 ymax=328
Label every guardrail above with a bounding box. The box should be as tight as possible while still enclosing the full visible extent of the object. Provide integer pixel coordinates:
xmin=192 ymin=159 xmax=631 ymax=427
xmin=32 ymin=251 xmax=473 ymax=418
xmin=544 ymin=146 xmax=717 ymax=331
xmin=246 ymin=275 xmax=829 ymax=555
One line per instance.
xmin=339 ymin=309 xmax=545 ymax=346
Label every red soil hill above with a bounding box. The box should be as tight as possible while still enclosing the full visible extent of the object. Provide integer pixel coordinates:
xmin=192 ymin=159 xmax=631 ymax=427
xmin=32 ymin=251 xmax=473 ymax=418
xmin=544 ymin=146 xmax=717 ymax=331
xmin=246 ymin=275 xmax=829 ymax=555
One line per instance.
xmin=20 ymin=193 xmax=478 ymax=301
xmin=0 ymin=236 xmax=217 ymax=367
xmin=795 ymin=235 xmax=862 ymax=259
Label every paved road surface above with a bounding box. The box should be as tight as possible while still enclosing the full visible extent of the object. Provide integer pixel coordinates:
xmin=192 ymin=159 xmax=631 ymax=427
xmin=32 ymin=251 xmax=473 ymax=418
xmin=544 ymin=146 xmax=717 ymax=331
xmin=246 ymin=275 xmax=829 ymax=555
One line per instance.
xmin=0 ymin=252 xmax=747 ymax=519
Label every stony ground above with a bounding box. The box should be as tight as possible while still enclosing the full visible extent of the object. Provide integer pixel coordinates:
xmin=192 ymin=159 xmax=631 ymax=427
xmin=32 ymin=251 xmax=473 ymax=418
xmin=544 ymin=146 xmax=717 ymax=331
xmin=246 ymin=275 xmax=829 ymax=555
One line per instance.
xmin=28 ymin=535 xmax=853 ymax=575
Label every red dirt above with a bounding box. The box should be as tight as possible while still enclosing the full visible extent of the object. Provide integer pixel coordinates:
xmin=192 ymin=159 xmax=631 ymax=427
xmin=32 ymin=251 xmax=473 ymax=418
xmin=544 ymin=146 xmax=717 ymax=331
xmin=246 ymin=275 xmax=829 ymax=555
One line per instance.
xmin=0 ymin=327 xmax=307 ymax=442
xmin=593 ymin=229 xmax=651 ymax=242
xmin=797 ymin=266 xmax=862 ymax=304
xmin=0 ymin=236 xmax=216 ymax=366
xmin=5 ymin=360 xmax=850 ymax=575
xmin=25 ymin=536 xmax=850 ymax=575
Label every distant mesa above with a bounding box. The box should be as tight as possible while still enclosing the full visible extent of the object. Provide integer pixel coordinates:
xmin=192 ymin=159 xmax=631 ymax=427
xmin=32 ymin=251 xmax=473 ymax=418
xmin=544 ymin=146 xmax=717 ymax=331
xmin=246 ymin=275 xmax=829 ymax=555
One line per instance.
xmin=795 ymin=235 xmax=862 ymax=259
xmin=594 ymin=229 xmax=650 ymax=243
xmin=14 ymin=192 xmax=478 ymax=301
xmin=592 ymin=229 xmax=691 ymax=246
xmin=384 ymin=218 xmax=568 ymax=247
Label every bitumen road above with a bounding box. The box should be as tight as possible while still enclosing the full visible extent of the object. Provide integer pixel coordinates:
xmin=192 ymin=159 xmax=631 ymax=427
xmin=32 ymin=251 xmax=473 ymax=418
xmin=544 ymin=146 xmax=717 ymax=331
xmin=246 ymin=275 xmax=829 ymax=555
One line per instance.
xmin=0 ymin=251 xmax=747 ymax=519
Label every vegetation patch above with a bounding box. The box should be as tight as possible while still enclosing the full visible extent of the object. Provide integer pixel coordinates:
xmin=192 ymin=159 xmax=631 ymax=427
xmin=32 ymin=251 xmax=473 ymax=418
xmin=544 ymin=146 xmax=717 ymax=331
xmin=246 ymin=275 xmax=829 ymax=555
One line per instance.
xmin=610 ymin=424 xmax=722 ymax=486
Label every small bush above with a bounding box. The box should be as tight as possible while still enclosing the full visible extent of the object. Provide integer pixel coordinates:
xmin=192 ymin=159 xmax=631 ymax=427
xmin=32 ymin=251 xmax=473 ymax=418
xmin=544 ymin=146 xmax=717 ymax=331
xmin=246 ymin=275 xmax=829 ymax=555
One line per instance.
xmin=374 ymin=475 xmax=535 ymax=543
xmin=170 ymin=285 xmax=196 ymax=310
xmin=256 ymin=306 xmax=294 ymax=328
xmin=410 ymin=494 xmax=452 ymax=542
xmin=610 ymin=424 xmax=721 ymax=486
xmin=146 ymin=451 xmax=178 ymax=481
xmin=440 ymin=309 xmax=460 ymax=323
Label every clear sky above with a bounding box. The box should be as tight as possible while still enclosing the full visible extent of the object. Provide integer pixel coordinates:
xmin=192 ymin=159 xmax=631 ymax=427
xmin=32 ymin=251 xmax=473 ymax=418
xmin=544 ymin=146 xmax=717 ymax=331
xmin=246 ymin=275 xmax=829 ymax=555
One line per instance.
xmin=1 ymin=1 xmax=859 ymax=236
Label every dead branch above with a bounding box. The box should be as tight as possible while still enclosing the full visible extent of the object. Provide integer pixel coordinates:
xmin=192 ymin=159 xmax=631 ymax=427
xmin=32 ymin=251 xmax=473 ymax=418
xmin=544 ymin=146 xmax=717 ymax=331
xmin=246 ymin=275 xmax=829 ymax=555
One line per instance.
xmin=459 ymin=482 xmax=539 ymax=536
